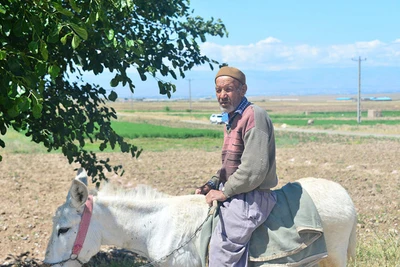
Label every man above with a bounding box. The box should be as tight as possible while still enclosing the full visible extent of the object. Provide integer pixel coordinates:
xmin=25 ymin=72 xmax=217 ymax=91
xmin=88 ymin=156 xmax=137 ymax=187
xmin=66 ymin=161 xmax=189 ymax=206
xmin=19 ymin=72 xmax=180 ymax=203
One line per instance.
xmin=196 ymin=66 xmax=278 ymax=266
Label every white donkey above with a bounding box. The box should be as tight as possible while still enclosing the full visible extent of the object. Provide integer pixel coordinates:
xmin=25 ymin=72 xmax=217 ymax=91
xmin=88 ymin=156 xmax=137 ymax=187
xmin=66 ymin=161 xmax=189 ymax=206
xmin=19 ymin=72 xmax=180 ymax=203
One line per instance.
xmin=44 ymin=169 xmax=357 ymax=267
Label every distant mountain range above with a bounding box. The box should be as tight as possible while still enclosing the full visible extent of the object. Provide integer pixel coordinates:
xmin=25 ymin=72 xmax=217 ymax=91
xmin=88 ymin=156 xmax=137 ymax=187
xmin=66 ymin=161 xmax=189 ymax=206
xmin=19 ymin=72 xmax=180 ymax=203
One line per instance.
xmin=89 ymin=66 xmax=399 ymax=99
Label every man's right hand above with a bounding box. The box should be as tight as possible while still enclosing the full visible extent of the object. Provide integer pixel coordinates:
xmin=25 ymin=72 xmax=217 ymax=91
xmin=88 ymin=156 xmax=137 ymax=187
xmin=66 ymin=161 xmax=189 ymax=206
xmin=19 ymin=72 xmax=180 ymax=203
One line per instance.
xmin=205 ymin=189 xmax=227 ymax=205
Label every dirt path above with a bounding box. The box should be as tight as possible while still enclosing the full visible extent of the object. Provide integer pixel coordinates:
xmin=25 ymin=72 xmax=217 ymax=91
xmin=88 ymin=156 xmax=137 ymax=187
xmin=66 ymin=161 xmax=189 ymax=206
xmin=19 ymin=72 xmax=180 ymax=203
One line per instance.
xmin=275 ymin=127 xmax=400 ymax=138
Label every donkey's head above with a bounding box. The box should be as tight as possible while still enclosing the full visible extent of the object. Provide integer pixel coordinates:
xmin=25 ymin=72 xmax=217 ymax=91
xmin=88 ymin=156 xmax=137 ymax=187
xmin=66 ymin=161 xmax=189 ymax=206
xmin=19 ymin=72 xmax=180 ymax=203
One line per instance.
xmin=44 ymin=168 xmax=100 ymax=266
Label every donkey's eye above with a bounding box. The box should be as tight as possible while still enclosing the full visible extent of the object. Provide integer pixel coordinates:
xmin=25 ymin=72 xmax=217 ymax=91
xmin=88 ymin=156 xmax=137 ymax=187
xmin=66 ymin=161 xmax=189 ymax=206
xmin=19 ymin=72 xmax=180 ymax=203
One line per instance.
xmin=58 ymin=227 xmax=70 ymax=236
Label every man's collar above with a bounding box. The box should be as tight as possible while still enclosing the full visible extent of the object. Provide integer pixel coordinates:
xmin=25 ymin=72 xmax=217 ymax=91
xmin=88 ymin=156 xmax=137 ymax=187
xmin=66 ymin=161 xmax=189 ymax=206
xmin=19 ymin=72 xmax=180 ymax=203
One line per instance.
xmin=234 ymin=97 xmax=250 ymax=115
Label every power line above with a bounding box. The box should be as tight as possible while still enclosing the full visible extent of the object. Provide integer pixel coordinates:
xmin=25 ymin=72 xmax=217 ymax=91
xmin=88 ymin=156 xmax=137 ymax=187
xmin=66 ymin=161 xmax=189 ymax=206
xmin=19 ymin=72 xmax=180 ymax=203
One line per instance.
xmin=187 ymin=79 xmax=192 ymax=111
xmin=352 ymin=56 xmax=367 ymax=124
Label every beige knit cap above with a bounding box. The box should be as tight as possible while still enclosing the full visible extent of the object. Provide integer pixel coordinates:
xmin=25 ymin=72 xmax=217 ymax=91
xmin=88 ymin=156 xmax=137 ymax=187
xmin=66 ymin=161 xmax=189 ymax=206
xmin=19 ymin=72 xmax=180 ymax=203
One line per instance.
xmin=215 ymin=66 xmax=246 ymax=85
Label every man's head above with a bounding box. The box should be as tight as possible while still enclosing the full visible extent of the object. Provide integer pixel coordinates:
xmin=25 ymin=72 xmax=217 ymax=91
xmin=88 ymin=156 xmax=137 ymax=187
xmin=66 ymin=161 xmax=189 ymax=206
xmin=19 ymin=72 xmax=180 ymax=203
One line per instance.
xmin=215 ymin=66 xmax=247 ymax=113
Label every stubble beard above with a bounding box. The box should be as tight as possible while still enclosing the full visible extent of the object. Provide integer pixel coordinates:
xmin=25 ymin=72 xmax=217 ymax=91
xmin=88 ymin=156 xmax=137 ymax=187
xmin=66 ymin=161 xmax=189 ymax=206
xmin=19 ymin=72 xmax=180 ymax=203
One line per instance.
xmin=219 ymin=104 xmax=235 ymax=113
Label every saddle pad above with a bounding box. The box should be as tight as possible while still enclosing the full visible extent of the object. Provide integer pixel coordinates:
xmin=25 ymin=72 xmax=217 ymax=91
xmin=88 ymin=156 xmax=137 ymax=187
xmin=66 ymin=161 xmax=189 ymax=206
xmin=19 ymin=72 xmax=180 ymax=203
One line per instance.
xmin=199 ymin=182 xmax=328 ymax=266
xmin=249 ymin=182 xmax=327 ymax=265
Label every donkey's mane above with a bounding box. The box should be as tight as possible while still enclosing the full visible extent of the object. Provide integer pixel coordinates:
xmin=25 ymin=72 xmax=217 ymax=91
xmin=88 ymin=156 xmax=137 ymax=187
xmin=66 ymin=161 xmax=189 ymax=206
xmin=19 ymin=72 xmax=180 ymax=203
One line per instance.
xmin=98 ymin=182 xmax=170 ymax=200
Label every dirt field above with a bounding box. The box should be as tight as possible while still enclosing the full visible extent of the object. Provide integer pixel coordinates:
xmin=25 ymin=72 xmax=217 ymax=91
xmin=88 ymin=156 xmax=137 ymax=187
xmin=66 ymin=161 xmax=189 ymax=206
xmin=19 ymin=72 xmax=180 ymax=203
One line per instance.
xmin=0 ymin=96 xmax=399 ymax=266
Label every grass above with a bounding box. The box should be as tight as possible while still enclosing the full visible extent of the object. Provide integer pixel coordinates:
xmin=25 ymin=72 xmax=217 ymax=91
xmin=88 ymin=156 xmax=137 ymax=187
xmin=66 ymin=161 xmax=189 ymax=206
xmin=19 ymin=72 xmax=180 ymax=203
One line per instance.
xmin=269 ymin=110 xmax=400 ymax=128
xmin=1 ymin=129 xmax=48 ymax=154
xmin=349 ymin=231 xmax=400 ymax=267
xmin=111 ymin=121 xmax=223 ymax=139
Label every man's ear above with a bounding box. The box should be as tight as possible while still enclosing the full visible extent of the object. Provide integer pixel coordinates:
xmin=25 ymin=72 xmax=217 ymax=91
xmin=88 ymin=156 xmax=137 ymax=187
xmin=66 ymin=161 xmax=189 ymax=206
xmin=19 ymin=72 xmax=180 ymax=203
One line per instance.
xmin=241 ymin=84 xmax=248 ymax=96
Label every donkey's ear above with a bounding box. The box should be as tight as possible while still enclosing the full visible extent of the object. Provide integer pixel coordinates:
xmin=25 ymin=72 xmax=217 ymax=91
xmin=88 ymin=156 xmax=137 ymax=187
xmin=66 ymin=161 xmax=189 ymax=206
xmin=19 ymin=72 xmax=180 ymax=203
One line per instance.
xmin=75 ymin=168 xmax=88 ymax=186
xmin=69 ymin=179 xmax=89 ymax=208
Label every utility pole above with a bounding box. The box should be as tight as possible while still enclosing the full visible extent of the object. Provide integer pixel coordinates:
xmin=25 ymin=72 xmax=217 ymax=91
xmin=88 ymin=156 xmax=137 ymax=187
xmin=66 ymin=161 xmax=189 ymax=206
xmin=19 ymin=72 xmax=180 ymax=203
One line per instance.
xmin=352 ymin=56 xmax=367 ymax=124
xmin=187 ymin=79 xmax=192 ymax=111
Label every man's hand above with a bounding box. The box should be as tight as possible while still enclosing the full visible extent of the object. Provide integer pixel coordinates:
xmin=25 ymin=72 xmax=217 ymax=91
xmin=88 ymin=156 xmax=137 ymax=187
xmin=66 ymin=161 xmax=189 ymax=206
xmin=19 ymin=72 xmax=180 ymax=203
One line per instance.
xmin=195 ymin=188 xmax=202 ymax=194
xmin=195 ymin=184 xmax=212 ymax=195
xmin=206 ymin=190 xmax=227 ymax=205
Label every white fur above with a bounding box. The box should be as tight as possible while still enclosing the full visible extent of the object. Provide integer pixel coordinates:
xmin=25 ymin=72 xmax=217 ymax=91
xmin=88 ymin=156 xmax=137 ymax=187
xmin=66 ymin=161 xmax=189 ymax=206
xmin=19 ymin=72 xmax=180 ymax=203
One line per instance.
xmin=44 ymin=171 xmax=357 ymax=267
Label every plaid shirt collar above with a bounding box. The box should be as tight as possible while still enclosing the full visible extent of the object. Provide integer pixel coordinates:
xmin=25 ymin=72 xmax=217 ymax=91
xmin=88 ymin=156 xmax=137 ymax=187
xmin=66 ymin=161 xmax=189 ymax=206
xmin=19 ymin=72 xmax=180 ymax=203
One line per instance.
xmin=234 ymin=97 xmax=251 ymax=115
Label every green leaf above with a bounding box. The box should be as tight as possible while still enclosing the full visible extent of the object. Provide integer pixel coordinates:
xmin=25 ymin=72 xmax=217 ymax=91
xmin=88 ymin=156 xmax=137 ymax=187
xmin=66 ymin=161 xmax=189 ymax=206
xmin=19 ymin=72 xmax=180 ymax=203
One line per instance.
xmin=86 ymin=122 xmax=94 ymax=133
xmin=0 ymin=124 xmax=6 ymax=135
xmin=23 ymin=75 xmax=36 ymax=88
xmin=107 ymin=29 xmax=114 ymax=41
xmin=29 ymin=14 xmax=43 ymax=35
xmin=7 ymin=105 xmax=19 ymax=118
xmin=169 ymin=70 xmax=177 ymax=79
xmin=8 ymin=57 xmax=22 ymax=75
xmin=53 ymin=3 xmax=74 ymax=17
xmin=48 ymin=65 xmax=61 ymax=79
xmin=40 ymin=41 xmax=48 ymax=60
xmin=18 ymin=96 xmax=31 ymax=112
xmin=99 ymin=142 xmax=107 ymax=151
xmin=158 ymin=81 xmax=167 ymax=95
xmin=2 ymin=21 xmax=11 ymax=36
xmin=0 ymin=51 xmax=6 ymax=60
xmin=60 ymin=34 xmax=69 ymax=45
xmin=87 ymin=12 xmax=97 ymax=24
xmin=69 ymin=0 xmax=82 ymax=13
xmin=35 ymin=62 xmax=47 ymax=76
xmin=13 ymin=19 xmax=25 ymax=37
xmin=47 ymin=26 xmax=60 ymax=43
xmin=72 ymin=34 xmax=81 ymax=49
xmin=28 ymin=41 xmax=39 ymax=54
xmin=120 ymin=142 xmax=129 ymax=152
xmin=38 ymin=80 xmax=45 ymax=92
xmin=137 ymin=69 xmax=147 ymax=81
xmin=69 ymin=23 xmax=88 ymax=40
xmin=200 ymin=33 xmax=206 ymax=42
xmin=108 ymin=91 xmax=118 ymax=101
xmin=110 ymin=75 xmax=120 ymax=87
xmin=126 ymin=39 xmax=134 ymax=47
xmin=32 ymin=103 xmax=43 ymax=119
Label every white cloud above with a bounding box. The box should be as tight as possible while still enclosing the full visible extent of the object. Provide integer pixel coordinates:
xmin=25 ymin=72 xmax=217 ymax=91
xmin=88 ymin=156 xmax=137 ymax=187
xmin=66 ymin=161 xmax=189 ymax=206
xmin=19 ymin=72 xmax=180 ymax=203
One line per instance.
xmin=254 ymin=37 xmax=281 ymax=45
xmin=200 ymin=37 xmax=400 ymax=71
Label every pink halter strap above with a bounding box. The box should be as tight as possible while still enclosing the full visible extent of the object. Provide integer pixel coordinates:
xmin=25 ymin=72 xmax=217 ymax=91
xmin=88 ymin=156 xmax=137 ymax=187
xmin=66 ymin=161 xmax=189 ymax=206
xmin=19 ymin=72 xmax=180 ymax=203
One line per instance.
xmin=72 ymin=195 xmax=93 ymax=257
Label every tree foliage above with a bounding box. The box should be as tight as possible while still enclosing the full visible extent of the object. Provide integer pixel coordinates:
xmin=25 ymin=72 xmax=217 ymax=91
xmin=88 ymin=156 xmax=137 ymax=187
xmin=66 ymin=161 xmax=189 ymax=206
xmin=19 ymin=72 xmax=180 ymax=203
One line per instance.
xmin=0 ymin=0 xmax=227 ymax=183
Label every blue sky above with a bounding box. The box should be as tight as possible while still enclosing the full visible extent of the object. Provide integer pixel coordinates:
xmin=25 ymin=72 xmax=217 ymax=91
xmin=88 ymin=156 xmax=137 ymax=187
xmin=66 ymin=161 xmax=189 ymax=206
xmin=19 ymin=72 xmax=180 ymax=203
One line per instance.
xmin=85 ymin=0 xmax=400 ymax=99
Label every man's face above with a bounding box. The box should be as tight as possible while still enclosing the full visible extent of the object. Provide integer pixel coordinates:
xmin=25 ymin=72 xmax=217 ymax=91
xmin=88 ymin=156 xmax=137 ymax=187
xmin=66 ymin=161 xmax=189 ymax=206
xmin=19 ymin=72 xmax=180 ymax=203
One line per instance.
xmin=215 ymin=76 xmax=247 ymax=113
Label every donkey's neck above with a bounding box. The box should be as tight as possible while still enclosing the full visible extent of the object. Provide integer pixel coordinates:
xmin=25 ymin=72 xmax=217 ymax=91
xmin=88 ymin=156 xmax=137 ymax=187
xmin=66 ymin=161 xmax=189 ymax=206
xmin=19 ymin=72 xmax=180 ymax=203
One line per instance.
xmin=92 ymin=194 xmax=209 ymax=265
